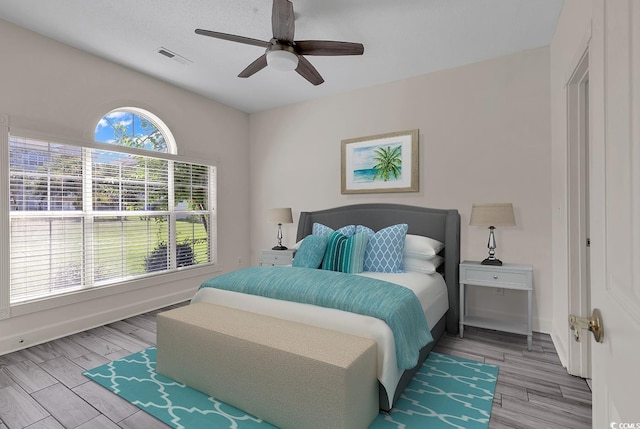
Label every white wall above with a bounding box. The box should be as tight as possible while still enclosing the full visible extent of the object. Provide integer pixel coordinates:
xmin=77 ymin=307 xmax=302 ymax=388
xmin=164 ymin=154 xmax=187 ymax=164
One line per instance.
xmin=549 ymin=0 xmax=594 ymax=367
xmin=0 ymin=15 xmax=558 ymax=353
xmin=249 ymin=47 xmax=553 ymax=333
xmin=0 ymin=19 xmax=251 ymax=354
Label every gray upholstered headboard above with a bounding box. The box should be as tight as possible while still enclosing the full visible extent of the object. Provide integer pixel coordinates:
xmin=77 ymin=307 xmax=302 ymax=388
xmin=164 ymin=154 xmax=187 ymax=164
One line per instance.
xmin=296 ymin=203 xmax=460 ymax=335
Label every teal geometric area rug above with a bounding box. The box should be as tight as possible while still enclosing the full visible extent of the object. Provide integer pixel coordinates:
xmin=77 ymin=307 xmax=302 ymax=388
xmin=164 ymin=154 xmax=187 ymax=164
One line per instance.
xmin=83 ymin=348 xmax=498 ymax=429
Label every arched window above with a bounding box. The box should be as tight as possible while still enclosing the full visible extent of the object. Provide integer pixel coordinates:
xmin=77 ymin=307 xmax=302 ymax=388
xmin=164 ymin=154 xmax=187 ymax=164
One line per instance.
xmin=94 ymin=107 xmax=177 ymax=154
xmin=7 ymin=108 xmax=215 ymax=303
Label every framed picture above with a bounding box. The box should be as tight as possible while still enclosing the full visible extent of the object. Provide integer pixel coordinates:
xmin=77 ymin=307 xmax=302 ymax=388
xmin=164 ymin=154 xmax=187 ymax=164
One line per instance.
xmin=341 ymin=129 xmax=419 ymax=194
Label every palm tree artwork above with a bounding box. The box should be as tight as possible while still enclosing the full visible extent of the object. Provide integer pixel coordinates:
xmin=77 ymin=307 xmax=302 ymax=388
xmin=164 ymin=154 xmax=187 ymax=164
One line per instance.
xmin=352 ymin=143 xmax=404 ymax=184
xmin=343 ymin=130 xmax=417 ymax=194
xmin=372 ymin=145 xmax=402 ymax=182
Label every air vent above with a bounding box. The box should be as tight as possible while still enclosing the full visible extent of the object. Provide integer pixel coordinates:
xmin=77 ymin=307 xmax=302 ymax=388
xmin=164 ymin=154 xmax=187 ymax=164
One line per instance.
xmin=158 ymin=48 xmax=175 ymax=58
xmin=157 ymin=47 xmax=192 ymax=65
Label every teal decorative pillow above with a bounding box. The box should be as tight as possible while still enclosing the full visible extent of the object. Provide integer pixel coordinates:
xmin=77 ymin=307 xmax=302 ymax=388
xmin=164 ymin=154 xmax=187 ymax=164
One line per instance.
xmin=312 ymin=222 xmax=356 ymax=237
xmin=292 ymin=235 xmax=328 ymax=269
xmin=360 ymin=224 xmax=409 ymax=273
xmin=321 ymin=231 xmax=369 ymax=273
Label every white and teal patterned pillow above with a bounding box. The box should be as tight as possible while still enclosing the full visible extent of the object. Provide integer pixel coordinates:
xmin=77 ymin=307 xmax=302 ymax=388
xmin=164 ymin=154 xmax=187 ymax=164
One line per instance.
xmin=292 ymin=234 xmax=328 ymax=269
xmin=312 ymin=222 xmax=356 ymax=237
xmin=321 ymin=231 xmax=369 ymax=273
xmin=359 ymin=224 xmax=409 ymax=273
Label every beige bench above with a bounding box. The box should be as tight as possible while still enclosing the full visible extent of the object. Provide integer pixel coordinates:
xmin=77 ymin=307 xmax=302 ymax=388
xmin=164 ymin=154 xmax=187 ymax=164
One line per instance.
xmin=156 ymin=302 xmax=378 ymax=429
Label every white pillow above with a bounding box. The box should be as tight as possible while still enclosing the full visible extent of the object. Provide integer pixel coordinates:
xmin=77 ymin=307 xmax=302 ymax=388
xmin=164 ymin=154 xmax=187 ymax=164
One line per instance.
xmin=403 ymin=234 xmax=445 ymax=259
xmin=403 ymin=255 xmax=444 ymax=274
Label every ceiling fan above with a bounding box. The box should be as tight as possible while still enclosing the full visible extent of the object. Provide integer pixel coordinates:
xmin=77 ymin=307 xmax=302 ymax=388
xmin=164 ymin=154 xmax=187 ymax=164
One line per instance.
xmin=195 ymin=0 xmax=364 ymax=86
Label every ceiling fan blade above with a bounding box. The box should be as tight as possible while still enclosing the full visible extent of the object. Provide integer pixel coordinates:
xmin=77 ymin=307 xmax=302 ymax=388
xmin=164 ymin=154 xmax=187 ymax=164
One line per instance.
xmin=238 ymin=54 xmax=268 ymax=78
xmin=272 ymin=0 xmax=295 ymax=43
xmin=195 ymin=29 xmax=270 ymax=48
xmin=295 ymin=40 xmax=364 ymax=56
xmin=295 ymin=56 xmax=324 ymax=86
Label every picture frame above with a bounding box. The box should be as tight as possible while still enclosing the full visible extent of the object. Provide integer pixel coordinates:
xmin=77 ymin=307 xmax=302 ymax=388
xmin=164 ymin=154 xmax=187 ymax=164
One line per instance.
xmin=341 ymin=129 xmax=419 ymax=194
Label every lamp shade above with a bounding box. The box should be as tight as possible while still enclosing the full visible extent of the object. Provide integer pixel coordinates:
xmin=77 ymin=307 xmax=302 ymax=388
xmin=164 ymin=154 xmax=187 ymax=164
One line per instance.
xmin=469 ymin=203 xmax=515 ymax=227
xmin=267 ymin=207 xmax=293 ymax=224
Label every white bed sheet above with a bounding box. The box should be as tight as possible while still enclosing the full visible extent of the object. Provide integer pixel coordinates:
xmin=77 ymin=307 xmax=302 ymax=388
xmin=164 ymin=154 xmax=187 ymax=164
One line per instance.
xmin=190 ymin=270 xmax=449 ymax=404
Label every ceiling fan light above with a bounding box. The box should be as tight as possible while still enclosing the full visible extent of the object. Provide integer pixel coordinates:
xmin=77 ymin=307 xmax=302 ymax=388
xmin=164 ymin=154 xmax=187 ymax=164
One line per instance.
xmin=266 ymin=49 xmax=298 ymax=71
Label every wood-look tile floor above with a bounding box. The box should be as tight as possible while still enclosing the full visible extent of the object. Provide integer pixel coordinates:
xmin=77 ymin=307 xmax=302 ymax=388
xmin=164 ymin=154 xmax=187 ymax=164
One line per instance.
xmin=0 ymin=303 xmax=592 ymax=429
xmin=434 ymin=327 xmax=592 ymax=429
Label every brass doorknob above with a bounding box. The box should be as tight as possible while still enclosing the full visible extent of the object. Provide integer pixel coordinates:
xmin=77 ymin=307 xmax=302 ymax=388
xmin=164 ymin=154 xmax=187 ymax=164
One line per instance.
xmin=569 ymin=308 xmax=604 ymax=343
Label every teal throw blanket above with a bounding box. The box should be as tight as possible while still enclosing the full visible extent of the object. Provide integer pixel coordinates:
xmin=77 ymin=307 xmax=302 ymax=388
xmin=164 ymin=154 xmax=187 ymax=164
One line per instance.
xmin=200 ymin=266 xmax=433 ymax=369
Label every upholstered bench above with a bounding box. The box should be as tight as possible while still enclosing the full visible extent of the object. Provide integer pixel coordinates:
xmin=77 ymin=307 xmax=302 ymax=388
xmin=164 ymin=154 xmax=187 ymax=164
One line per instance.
xmin=156 ymin=302 xmax=379 ymax=429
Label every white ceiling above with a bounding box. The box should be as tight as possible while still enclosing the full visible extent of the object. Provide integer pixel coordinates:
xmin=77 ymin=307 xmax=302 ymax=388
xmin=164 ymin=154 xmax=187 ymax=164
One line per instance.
xmin=0 ymin=0 xmax=563 ymax=114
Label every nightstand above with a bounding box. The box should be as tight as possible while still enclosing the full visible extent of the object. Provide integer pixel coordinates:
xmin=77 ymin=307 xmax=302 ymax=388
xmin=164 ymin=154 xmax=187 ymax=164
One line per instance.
xmin=259 ymin=249 xmax=295 ymax=266
xmin=459 ymin=260 xmax=534 ymax=350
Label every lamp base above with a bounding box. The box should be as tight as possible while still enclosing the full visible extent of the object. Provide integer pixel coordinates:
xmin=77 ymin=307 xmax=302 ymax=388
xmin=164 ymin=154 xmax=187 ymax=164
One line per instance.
xmin=272 ymin=245 xmax=288 ymax=250
xmin=481 ymin=257 xmax=503 ymax=266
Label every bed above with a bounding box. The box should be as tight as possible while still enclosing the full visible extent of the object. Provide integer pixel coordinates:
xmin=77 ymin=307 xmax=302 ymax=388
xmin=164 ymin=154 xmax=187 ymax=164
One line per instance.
xmin=191 ymin=203 xmax=460 ymax=411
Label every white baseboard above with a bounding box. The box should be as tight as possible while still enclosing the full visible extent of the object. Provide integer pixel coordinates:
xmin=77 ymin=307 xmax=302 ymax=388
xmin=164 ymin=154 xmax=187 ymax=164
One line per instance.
xmin=551 ymin=330 xmax=569 ymax=368
xmin=0 ymin=265 xmax=224 ymax=356
xmin=0 ymin=288 xmax=193 ymax=356
xmin=470 ymin=307 xmax=552 ymax=334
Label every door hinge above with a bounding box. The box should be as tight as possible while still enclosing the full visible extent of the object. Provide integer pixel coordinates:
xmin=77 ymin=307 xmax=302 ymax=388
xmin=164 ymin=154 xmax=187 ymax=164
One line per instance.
xmin=586 ymin=238 xmax=591 ymax=247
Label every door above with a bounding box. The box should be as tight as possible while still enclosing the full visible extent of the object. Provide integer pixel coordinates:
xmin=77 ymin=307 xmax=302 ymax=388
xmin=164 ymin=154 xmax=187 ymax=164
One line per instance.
xmin=589 ymin=0 xmax=640 ymax=425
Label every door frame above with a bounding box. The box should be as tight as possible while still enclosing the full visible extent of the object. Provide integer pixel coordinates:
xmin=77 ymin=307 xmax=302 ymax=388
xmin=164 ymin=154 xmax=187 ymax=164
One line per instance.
xmin=566 ymin=49 xmax=591 ymax=378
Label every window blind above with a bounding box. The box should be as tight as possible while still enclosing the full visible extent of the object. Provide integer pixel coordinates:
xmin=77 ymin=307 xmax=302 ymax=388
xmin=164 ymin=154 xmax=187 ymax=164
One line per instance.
xmin=9 ymin=136 xmax=214 ymax=303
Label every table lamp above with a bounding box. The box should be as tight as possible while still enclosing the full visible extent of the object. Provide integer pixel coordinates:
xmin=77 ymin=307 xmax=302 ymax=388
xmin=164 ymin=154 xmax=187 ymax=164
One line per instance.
xmin=267 ymin=207 xmax=293 ymax=250
xmin=469 ymin=203 xmax=516 ymax=266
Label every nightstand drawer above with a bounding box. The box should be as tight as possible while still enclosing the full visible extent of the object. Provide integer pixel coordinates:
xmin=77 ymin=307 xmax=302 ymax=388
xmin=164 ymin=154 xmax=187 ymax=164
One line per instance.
xmin=261 ymin=253 xmax=287 ymax=264
xmin=463 ymin=268 xmax=528 ymax=288
xmin=259 ymin=249 xmax=295 ymax=266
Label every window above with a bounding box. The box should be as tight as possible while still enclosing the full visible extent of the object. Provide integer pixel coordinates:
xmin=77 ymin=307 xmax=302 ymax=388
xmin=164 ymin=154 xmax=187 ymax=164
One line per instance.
xmin=8 ymin=109 xmax=215 ymax=304
xmin=94 ymin=108 xmax=174 ymax=153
